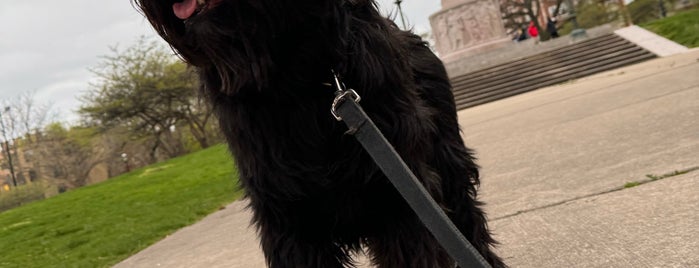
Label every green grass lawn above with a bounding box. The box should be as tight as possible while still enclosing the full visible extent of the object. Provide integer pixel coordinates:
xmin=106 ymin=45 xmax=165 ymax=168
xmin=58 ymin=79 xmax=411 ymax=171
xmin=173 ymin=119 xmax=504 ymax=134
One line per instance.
xmin=641 ymin=8 xmax=699 ymax=48
xmin=0 ymin=145 xmax=241 ymax=268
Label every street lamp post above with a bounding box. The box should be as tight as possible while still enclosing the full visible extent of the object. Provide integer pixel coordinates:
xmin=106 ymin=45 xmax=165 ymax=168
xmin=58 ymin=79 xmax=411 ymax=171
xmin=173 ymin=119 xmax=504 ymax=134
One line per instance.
xmin=121 ymin=153 xmax=130 ymax=172
xmin=0 ymin=107 xmax=17 ymax=187
xmin=395 ymin=0 xmax=408 ymax=29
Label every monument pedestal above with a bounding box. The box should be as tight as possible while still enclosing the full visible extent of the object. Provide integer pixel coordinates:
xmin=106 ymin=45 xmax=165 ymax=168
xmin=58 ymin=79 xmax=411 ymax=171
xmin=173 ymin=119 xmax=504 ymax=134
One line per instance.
xmin=430 ymin=0 xmax=511 ymax=64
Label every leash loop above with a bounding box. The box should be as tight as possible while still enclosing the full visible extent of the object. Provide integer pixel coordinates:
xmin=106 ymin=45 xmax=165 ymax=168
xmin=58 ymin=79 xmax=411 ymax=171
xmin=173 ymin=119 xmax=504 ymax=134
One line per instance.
xmin=331 ymin=71 xmax=361 ymax=121
xmin=332 ymin=89 xmax=361 ymax=121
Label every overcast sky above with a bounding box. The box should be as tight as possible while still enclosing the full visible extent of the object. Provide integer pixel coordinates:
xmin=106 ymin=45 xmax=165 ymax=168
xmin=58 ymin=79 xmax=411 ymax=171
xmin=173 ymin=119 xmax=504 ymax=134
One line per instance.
xmin=0 ymin=0 xmax=441 ymax=123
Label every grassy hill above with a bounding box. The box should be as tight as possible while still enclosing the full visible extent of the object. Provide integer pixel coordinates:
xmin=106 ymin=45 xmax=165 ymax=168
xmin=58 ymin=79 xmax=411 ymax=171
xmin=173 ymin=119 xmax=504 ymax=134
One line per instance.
xmin=641 ymin=8 xmax=699 ymax=48
xmin=0 ymin=144 xmax=241 ymax=267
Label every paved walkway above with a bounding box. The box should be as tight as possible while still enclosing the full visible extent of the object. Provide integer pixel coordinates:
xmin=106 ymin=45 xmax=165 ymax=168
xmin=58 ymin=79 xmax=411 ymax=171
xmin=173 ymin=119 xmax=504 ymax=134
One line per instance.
xmin=459 ymin=48 xmax=699 ymax=267
xmin=115 ymin=49 xmax=699 ymax=267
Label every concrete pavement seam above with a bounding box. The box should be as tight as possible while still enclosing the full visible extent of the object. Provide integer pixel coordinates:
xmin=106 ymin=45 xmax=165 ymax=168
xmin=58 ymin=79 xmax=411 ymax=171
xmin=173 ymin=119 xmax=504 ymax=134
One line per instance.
xmin=490 ymin=165 xmax=699 ymax=222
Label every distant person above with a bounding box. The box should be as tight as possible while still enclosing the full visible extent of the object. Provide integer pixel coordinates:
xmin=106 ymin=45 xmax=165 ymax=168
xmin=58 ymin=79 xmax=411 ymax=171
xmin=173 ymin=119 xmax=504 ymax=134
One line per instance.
xmin=519 ymin=27 xmax=529 ymax=42
xmin=528 ymin=21 xmax=539 ymax=43
xmin=547 ymin=17 xmax=560 ymax=38
xmin=513 ymin=28 xmax=528 ymax=42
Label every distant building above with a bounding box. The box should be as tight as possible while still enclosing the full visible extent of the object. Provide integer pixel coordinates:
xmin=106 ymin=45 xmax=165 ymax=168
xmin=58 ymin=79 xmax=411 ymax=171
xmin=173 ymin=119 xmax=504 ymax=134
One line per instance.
xmin=0 ymin=143 xmax=17 ymax=192
xmin=0 ymin=136 xmax=109 ymax=194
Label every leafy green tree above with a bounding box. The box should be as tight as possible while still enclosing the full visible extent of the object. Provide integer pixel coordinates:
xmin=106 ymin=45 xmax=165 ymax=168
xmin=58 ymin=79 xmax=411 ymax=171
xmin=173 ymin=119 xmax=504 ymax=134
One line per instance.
xmin=576 ymin=0 xmax=619 ymax=29
xmin=80 ymin=37 xmax=216 ymax=161
xmin=628 ymin=0 xmax=666 ymax=24
xmin=556 ymin=0 xmax=620 ymax=35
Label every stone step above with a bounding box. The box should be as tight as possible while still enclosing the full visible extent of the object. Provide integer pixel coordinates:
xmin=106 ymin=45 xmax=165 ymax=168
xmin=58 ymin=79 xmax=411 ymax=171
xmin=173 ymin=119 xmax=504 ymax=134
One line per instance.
xmin=450 ymin=34 xmax=621 ymax=87
xmin=454 ymin=38 xmax=643 ymax=99
xmin=450 ymin=34 xmax=657 ymax=110
xmin=455 ymin=50 xmax=655 ymax=110
xmin=453 ymin=37 xmax=638 ymax=97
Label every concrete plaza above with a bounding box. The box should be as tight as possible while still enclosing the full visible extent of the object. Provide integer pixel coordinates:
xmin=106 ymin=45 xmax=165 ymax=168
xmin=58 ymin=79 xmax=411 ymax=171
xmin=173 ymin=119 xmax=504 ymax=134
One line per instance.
xmin=115 ymin=49 xmax=699 ymax=268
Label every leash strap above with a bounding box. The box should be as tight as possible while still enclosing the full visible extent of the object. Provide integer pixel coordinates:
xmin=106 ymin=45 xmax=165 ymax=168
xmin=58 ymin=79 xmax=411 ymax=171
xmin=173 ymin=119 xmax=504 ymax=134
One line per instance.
xmin=331 ymin=79 xmax=492 ymax=268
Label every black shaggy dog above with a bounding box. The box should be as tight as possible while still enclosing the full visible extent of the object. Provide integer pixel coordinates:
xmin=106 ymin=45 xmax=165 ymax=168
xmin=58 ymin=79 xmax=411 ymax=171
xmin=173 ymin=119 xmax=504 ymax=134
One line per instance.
xmin=135 ymin=0 xmax=505 ymax=267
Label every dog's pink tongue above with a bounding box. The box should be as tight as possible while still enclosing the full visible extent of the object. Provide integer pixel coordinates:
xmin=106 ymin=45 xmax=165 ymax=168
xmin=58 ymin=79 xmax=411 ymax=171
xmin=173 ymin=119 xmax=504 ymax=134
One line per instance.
xmin=173 ymin=0 xmax=198 ymax=20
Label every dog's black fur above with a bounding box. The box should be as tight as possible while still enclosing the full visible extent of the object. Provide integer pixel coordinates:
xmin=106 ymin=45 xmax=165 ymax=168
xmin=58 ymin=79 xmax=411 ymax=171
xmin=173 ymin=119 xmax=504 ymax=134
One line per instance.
xmin=135 ymin=0 xmax=505 ymax=267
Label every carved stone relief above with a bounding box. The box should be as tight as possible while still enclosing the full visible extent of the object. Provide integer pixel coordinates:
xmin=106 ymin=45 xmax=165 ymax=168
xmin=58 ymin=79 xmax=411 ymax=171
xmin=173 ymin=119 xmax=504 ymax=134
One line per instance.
xmin=430 ymin=0 xmax=507 ymax=57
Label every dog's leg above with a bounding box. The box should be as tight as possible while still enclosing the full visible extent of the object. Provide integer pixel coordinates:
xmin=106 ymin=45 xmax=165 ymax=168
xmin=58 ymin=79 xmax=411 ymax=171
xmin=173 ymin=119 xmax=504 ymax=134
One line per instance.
xmin=253 ymin=204 xmax=351 ymax=268
xmin=365 ymin=215 xmax=454 ymax=268
xmin=258 ymin=228 xmax=348 ymax=268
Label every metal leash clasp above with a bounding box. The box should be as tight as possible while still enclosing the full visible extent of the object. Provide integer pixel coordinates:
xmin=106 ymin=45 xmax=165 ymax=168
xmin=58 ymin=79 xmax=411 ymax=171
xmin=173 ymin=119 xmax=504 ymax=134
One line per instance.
xmin=331 ymin=70 xmax=361 ymax=121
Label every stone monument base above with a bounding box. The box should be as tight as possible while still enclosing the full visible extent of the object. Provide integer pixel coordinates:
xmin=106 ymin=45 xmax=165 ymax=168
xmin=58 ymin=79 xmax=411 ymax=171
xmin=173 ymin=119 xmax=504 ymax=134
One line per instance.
xmin=430 ymin=0 xmax=511 ymax=72
xmin=441 ymin=24 xmax=616 ymax=77
xmin=439 ymin=37 xmax=511 ymax=63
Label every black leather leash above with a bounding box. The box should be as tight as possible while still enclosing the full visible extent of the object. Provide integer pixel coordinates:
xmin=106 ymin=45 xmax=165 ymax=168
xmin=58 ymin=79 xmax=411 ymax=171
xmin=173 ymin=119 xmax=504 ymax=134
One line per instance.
xmin=330 ymin=73 xmax=492 ymax=268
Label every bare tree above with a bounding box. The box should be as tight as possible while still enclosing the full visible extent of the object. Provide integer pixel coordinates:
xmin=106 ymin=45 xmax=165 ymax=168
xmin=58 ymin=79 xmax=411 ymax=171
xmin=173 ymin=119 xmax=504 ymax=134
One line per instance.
xmin=0 ymin=91 xmax=56 ymax=142
xmin=501 ymin=0 xmax=566 ymax=41
xmin=0 ymin=92 xmax=56 ymax=186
